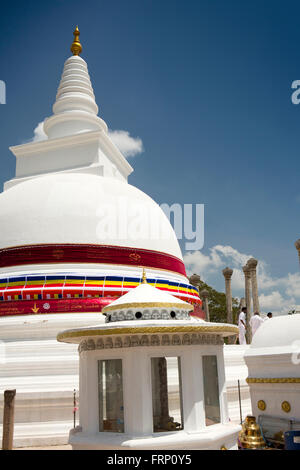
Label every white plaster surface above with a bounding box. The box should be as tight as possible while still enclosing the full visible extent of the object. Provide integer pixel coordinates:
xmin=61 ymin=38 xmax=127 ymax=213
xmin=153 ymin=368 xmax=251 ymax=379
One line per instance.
xmin=244 ymin=314 xmax=300 ymax=423
xmin=0 ymin=173 xmax=183 ymax=260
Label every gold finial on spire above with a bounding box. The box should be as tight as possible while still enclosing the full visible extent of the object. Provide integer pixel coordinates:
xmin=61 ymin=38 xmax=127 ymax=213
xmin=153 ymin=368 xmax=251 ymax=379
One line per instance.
xmin=71 ymin=26 xmax=82 ymax=56
xmin=142 ymin=268 xmax=147 ymax=284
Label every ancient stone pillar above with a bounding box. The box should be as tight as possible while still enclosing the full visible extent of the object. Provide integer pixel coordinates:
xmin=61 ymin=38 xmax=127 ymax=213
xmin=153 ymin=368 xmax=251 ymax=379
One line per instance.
xmin=295 ymin=239 xmax=300 ymax=265
xmin=247 ymin=258 xmax=260 ymax=314
xmin=158 ymin=358 xmax=169 ymax=430
xmin=242 ymin=265 xmax=252 ymax=344
xmin=200 ymin=289 xmax=210 ymax=322
xmin=222 ymin=267 xmax=233 ymax=324
xmin=2 ymin=389 xmax=16 ymax=450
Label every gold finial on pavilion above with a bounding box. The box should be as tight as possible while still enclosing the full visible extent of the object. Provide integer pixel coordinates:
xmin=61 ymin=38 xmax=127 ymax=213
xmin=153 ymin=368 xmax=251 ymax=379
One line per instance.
xmin=142 ymin=268 xmax=147 ymax=284
xmin=71 ymin=26 xmax=82 ymax=56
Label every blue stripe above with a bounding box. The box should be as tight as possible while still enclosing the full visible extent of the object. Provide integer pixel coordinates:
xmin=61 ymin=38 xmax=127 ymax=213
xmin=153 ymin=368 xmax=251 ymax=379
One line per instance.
xmin=8 ymin=277 xmax=26 ymax=283
xmin=85 ymin=276 xmax=105 ymax=281
xmin=46 ymin=275 xmax=66 ymax=280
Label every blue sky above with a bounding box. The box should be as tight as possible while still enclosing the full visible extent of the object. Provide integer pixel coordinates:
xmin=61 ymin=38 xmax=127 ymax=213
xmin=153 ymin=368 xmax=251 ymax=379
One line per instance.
xmin=0 ymin=0 xmax=300 ymax=312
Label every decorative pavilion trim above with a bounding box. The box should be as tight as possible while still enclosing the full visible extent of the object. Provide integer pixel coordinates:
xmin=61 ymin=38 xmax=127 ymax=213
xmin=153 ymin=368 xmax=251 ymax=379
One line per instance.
xmin=246 ymin=377 xmax=300 ymax=384
xmin=57 ymin=324 xmax=239 ymax=342
xmin=102 ymin=302 xmax=193 ymax=313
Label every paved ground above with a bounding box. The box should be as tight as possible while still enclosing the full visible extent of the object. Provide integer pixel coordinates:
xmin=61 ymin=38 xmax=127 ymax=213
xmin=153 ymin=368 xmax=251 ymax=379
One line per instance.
xmin=14 ymin=445 xmax=72 ymax=450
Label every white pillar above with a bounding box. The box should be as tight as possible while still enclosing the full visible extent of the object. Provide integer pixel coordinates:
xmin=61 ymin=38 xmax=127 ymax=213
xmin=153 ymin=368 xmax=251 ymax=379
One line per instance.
xmin=79 ymin=352 xmax=89 ymax=432
xmin=217 ymin=349 xmax=229 ymax=424
xmin=181 ymin=350 xmax=206 ymax=431
xmin=86 ymin=355 xmax=99 ymax=434
xmin=124 ymin=350 xmax=153 ymax=435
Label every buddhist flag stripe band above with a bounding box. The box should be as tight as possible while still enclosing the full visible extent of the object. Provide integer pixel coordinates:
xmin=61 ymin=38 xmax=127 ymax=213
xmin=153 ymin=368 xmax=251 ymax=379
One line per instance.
xmin=0 ymin=272 xmax=200 ymax=316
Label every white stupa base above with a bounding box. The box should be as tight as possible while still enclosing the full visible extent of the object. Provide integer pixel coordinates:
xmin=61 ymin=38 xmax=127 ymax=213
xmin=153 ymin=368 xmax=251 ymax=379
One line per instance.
xmin=224 ymin=345 xmax=252 ymax=423
xmin=69 ymin=423 xmax=241 ymax=450
xmin=9 ymin=421 xmax=73 ymax=448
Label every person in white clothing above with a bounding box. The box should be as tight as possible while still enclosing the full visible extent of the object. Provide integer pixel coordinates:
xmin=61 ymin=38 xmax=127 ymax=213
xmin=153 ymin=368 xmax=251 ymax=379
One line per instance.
xmin=250 ymin=312 xmax=264 ymax=338
xmin=238 ymin=307 xmax=247 ymax=344
xmin=264 ymin=312 xmax=273 ymax=321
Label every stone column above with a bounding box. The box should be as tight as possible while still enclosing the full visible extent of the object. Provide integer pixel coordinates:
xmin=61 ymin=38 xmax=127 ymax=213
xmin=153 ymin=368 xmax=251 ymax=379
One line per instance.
xmin=189 ymin=274 xmax=201 ymax=291
xmin=247 ymin=258 xmax=260 ymax=314
xmin=295 ymin=239 xmax=300 ymax=265
xmin=242 ymin=265 xmax=252 ymax=344
xmin=2 ymin=389 xmax=16 ymax=450
xmin=158 ymin=358 xmax=170 ymax=430
xmin=222 ymin=267 xmax=233 ymax=324
xmin=200 ymin=289 xmax=210 ymax=322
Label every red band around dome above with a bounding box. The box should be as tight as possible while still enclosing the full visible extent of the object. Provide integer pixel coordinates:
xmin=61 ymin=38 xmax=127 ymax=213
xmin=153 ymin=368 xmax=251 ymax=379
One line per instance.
xmin=0 ymin=244 xmax=187 ymax=276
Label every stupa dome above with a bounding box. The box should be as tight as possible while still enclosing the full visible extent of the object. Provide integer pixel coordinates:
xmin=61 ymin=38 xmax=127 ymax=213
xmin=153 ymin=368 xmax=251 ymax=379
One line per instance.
xmin=250 ymin=314 xmax=300 ymax=349
xmin=0 ymin=172 xmax=182 ymax=260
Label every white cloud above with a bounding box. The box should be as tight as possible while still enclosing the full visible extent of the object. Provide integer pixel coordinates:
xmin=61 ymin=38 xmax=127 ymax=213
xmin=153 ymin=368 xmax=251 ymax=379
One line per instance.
xmin=184 ymin=244 xmax=300 ymax=315
xmin=32 ymin=121 xmax=48 ymax=142
xmin=259 ymin=291 xmax=287 ymax=312
xmin=108 ymin=129 xmax=144 ymax=158
xmin=285 ymin=272 xmax=300 ymax=297
xmin=183 ymin=249 xmax=222 ymax=277
xmin=184 ymin=245 xmax=253 ymax=279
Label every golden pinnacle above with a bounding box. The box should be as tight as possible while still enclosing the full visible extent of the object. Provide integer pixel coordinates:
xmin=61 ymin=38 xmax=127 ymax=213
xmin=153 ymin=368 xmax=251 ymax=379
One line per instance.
xmin=71 ymin=26 xmax=82 ymax=56
xmin=142 ymin=268 xmax=147 ymax=284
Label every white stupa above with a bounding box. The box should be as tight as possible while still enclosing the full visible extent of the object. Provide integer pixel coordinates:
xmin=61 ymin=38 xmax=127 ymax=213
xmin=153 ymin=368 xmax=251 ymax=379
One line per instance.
xmin=0 ymin=28 xmax=250 ymax=447
xmin=1 ymin=29 xmax=195 ymax=297
xmin=0 ymin=27 xmax=203 ymax=447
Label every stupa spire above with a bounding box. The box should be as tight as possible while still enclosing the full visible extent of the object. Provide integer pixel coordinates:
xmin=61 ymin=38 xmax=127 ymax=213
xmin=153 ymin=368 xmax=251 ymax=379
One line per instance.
xmin=142 ymin=268 xmax=147 ymax=284
xmin=43 ymin=27 xmax=107 ymax=139
xmin=71 ymin=26 xmax=82 ymax=56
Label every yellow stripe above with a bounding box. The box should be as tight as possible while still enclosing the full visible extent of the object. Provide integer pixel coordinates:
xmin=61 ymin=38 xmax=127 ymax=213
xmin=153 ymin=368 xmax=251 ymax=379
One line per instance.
xmin=65 ymin=280 xmax=85 ymax=285
xmin=85 ymin=281 xmax=104 ymax=284
xmin=44 ymin=280 xmax=63 ymax=284
xmin=7 ymin=282 xmax=25 ymax=287
xmin=178 ymin=287 xmax=189 ymax=293
xmin=104 ymin=281 xmax=123 ymax=286
xmin=26 ymin=281 xmax=45 ymax=286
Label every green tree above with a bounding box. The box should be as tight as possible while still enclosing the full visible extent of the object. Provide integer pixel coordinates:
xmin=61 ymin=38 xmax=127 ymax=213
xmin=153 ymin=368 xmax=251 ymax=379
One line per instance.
xmin=198 ymin=280 xmax=239 ymax=324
